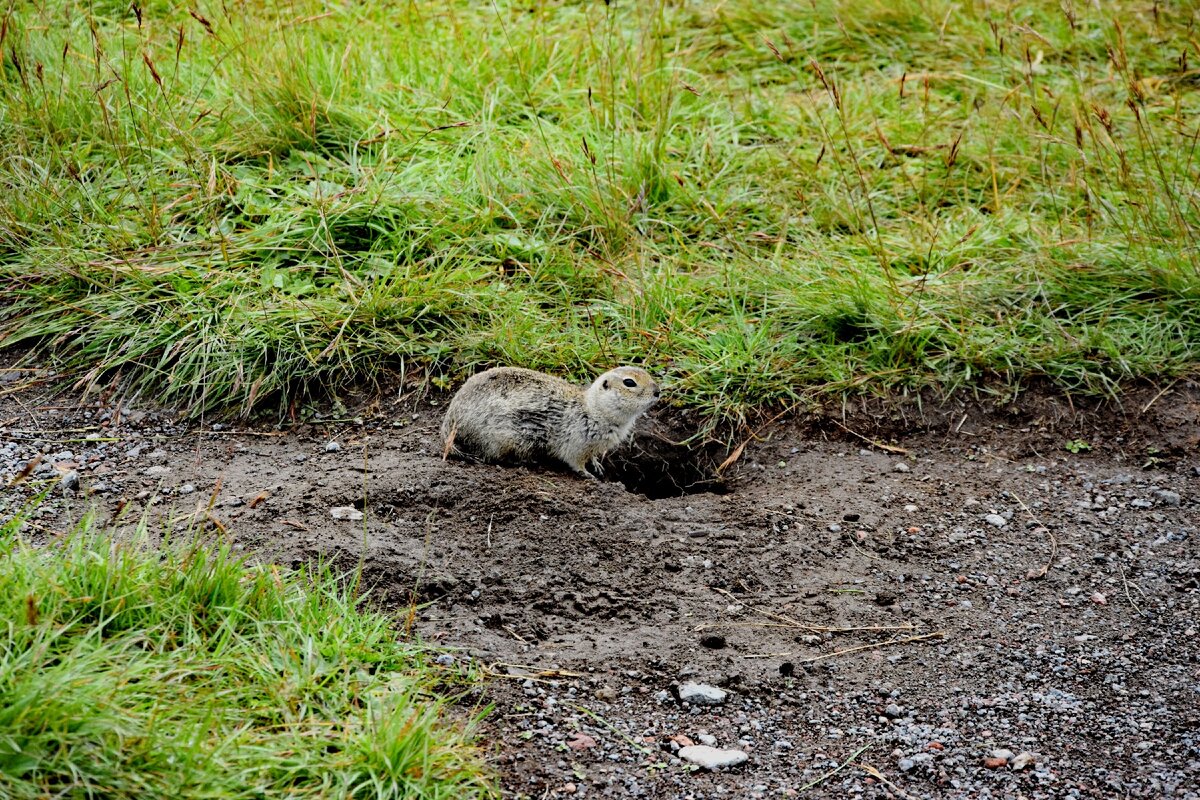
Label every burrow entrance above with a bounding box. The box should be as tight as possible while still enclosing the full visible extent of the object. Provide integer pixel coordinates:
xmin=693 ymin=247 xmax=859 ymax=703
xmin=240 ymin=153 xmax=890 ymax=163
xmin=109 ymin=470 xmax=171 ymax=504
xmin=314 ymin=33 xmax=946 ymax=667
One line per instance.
xmin=601 ymin=434 xmax=728 ymax=500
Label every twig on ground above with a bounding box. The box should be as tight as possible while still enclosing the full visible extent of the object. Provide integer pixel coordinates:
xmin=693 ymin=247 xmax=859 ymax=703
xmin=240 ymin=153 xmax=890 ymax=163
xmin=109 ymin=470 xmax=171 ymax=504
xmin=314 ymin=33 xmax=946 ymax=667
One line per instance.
xmin=502 ymin=625 xmax=529 ymax=644
xmin=484 ymin=663 xmax=585 ymax=682
xmin=830 ymin=419 xmax=909 ymax=455
xmin=749 ymin=630 xmax=945 ymax=660
xmin=857 ymin=763 xmax=920 ymax=799
xmin=1118 ymin=563 xmax=1148 ymax=616
xmin=198 ymin=429 xmax=287 ymax=437
xmin=717 ymin=402 xmax=801 ymax=474
xmin=569 ymin=703 xmax=655 ymax=757
xmin=1011 ymin=491 xmax=1058 ymax=580
xmin=797 ymin=743 xmax=873 ymax=791
xmin=1141 ymin=380 xmax=1178 ymax=414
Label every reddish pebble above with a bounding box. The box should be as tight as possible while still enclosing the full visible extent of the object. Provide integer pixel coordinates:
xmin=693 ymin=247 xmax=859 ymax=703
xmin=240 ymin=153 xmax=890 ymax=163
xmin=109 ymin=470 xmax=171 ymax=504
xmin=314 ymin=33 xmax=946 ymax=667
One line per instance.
xmin=907 ymin=526 xmax=921 ymax=534
xmin=984 ymin=757 xmax=1008 ymax=769
xmin=561 ymin=782 xmax=577 ymax=794
xmin=567 ymin=733 xmax=597 ymax=751
xmin=927 ymin=741 xmax=944 ymax=751
xmin=955 ymin=575 xmax=967 ymax=584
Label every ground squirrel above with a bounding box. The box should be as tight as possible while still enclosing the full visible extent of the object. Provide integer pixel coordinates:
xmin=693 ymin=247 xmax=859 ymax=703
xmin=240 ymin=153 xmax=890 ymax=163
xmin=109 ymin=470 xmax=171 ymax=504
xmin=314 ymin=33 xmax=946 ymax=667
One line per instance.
xmin=440 ymin=366 xmax=660 ymax=478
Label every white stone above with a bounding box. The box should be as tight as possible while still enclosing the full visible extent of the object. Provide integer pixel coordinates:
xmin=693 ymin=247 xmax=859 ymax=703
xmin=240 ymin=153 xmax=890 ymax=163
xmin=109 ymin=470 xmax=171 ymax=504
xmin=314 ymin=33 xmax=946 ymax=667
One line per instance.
xmin=678 ymin=745 xmax=747 ymax=769
xmin=984 ymin=513 xmax=1007 ymax=528
xmin=330 ymin=506 xmax=364 ymax=521
xmin=678 ymin=682 xmax=727 ymax=706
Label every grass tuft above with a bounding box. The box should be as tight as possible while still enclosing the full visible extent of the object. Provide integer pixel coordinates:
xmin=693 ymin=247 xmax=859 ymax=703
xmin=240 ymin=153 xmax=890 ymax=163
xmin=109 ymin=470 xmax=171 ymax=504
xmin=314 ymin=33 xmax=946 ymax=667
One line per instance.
xmin=0 ymin=511 xmax=493 ymax=799
xmin=1 ymin=1 xmax=1198 ymax=432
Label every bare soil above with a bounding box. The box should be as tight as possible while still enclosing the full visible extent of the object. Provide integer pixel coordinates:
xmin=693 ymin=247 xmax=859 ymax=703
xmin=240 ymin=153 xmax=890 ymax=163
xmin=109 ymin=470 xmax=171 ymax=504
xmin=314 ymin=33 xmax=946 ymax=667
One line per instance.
xmin=3 ymin=362 xmax=1198 ymax=799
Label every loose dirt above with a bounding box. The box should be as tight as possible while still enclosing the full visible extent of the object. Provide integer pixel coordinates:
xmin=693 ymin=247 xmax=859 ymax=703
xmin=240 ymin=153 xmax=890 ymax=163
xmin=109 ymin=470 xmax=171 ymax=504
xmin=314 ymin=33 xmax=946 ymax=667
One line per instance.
xmin=3 ymin=361 xmax=1198 ymax=799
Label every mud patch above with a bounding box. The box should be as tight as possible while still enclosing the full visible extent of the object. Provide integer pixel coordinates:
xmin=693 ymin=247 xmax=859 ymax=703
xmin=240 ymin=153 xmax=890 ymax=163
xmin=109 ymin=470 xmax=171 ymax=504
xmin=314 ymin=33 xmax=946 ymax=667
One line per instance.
xmin=3 ymin=363 xmax=1198 ymax=799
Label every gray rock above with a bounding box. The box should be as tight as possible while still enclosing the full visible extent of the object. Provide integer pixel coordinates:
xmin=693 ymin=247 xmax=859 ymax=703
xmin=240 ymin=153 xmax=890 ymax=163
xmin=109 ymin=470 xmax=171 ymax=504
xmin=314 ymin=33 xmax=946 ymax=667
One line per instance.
xmin=698 ymin=733 xmax=718 ymax=746
xmin=678 ymin=682 xmax=727 ymax=706
xmin=984 ymin=513 xmax=1007 ymax=528
xmin=324 ymin=441 xmax=342 ymax=452
xmin=179 ymin=483 xmax=197 ymax=495
xmin=144 ymin=465 xmax=172 ymax=478
xmin=991 ymin=748 xmax=1015 ymax=762
xmin=1154 ymin=489 xmax=1181 ymax=507
xmin=885 ymin=703 xmax=904 ymax=719
xmin=893 ymin=462 xmax=910 ymax=473
xmin=434 ymin=654 xmax=456 ymax=666
xmin=677 ymin=745 xmax=747 ymax=770
xmin=60 ymin=470 xmax=80 ymax=493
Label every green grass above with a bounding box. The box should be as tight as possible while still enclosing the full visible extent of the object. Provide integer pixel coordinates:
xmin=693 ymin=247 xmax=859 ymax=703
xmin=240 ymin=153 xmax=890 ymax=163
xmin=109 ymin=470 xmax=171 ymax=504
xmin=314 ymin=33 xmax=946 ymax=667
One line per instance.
xmin=1 ymin=0 xmax=1198 ymax=430
xmin=0 ymin=510 xmax=492 ymax=799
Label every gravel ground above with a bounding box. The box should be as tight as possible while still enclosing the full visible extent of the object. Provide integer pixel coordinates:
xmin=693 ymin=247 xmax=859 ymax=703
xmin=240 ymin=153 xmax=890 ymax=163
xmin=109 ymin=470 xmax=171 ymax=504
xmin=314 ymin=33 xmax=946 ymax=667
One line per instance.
xmin=2 ymin=359 xmax=1198 ymax=798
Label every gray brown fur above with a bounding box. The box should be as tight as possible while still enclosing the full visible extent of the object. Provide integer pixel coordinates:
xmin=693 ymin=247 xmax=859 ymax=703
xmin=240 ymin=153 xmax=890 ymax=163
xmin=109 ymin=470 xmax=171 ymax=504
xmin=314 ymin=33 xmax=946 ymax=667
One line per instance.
xmin=440 ymin=366 xmax=660 ymax=478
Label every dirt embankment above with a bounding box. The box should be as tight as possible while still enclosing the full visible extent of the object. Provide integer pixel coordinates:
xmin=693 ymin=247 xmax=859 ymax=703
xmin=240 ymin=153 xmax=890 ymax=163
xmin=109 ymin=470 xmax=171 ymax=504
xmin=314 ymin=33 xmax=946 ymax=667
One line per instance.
xmin=3 ymin=363 xmax=1198 ymax=799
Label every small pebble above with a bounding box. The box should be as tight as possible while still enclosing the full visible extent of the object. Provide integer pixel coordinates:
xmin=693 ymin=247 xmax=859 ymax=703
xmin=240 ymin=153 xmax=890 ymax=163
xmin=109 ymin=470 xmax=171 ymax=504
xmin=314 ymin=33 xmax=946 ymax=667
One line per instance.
xmin=60 ymin=470 xmax=80 ymax=493
xmin=678 ymin=682 xmax=727 ymax=706
xmin=330 ymin=506 xmax=364 ymax=521
xmin=984 ymin=513 xmax=1007 ymax=528
xmin=677 ymin=745 xmax=747 ymax=770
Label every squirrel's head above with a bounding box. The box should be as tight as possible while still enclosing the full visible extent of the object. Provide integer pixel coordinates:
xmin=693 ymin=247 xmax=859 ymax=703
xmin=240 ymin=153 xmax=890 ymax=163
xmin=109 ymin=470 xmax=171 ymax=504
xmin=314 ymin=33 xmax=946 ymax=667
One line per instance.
xmin=585 ymin=366 xmax=660 ymax=422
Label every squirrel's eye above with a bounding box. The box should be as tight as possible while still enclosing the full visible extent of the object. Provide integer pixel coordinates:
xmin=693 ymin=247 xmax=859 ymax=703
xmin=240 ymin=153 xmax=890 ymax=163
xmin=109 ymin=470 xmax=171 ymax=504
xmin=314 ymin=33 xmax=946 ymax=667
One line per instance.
xmin=622 ymin=377 xmax=638 ymax=388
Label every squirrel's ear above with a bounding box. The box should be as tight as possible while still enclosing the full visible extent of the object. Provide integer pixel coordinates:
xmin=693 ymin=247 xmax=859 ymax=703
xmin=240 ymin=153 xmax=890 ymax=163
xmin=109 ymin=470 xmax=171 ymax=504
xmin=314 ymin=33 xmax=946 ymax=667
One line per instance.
xmin=602 ymin=379 xmax=610 ymax=389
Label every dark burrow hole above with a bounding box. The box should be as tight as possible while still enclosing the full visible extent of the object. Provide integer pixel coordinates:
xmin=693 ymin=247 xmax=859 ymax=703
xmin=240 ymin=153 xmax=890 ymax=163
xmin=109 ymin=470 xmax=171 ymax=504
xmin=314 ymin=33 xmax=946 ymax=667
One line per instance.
xmin=601 ymin=434 xmax=728 ymax=500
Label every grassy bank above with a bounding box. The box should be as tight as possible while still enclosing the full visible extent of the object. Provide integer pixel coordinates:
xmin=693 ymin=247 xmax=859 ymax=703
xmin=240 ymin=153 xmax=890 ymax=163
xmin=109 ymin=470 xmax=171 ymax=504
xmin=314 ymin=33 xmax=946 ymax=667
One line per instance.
xmin=1 ymin=0 xmax=1197 ymax=428
xmin=0 ymin=511 xmax=492 ymax=799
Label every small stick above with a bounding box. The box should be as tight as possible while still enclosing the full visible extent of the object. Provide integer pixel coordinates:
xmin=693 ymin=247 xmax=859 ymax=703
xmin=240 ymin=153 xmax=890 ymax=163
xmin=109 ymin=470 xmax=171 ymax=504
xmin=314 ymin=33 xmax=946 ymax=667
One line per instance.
xmin=797 ymin=743 xmax=872 ymax=791
xmin=569 ymin=704 xmax=654 ymax=756
xmin=279 ymin=519 xmax=309 ymax=531
xmin=755 ymin=609 xmax=916 ymax=634
xmin=857 ymin=763 xmax=920 ymax=799
xmin=744 ymin=651 xmax=795 ymax=659
xmin=485 ymin=662 xmax=585 ymax=681
xmin=502 ymin=625 xmax=529 ymax=644
xmin=751 ymin=631 xmax=945 ymax=661
xmin=1011 ymin=491 xmax=1058 ymax=580
xmin=799 ymin=631 xmax=945 ymax=663
xmin=1118 ymin=563 xmax=1147 ymax=616
xmin=830 ymin=419 xmax=908 ymax=455
xmin=1140 ymin=380 xmax=1177 ymax=414
xmin=199 ymin=429 xmax=287 ymax=437
xmin=717 ymin=402 xmax=802 ymax=474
